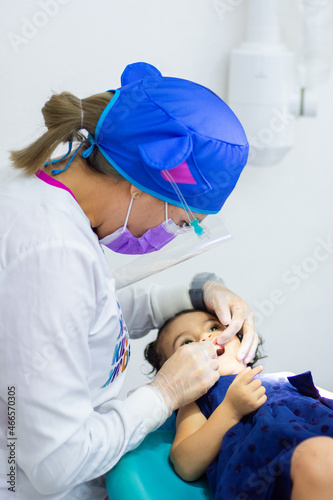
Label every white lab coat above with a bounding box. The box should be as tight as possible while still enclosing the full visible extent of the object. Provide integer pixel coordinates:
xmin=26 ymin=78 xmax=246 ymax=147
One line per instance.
xmin=0 ymin=169 xmax=192 ymax=499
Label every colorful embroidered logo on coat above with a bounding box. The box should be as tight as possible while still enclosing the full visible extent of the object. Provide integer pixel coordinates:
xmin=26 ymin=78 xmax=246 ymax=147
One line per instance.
xmin=102 ymin=302 xmax=130 ymax=387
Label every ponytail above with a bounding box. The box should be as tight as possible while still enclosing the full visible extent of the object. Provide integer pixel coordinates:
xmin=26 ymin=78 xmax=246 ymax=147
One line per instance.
xmin=10 ymin=90 xmax=124 ymax=181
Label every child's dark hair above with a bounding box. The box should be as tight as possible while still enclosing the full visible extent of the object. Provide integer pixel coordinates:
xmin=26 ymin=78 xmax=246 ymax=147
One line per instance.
xmin=144 ymin=309 xmax=266 ymax=374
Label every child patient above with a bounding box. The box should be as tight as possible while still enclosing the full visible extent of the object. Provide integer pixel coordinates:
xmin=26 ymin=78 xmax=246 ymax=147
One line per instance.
xmin=145 ymin=309 xmax=333 ymax=500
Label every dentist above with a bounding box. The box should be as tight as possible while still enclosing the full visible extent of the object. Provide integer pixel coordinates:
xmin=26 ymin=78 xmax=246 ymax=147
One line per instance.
xmin=0 ymin=62 xmax=256 ymax=499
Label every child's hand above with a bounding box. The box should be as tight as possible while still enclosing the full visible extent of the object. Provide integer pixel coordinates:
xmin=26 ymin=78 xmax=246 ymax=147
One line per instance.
xmin=224 ymin=365 xmax=267 ymax=420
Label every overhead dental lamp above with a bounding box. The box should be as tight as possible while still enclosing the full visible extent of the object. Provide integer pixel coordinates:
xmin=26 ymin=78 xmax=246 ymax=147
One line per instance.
xmin=228 ymin=0 xmax=333 ymax=166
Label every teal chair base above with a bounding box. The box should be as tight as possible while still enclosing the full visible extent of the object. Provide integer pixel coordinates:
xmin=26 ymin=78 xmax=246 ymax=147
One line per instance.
xmin=105 ymin=430 xmax=213 ymax=500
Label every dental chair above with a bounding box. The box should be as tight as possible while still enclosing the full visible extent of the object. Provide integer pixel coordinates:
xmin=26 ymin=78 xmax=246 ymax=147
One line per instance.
xmin=105 ymin=416 xmax=212 ymax=500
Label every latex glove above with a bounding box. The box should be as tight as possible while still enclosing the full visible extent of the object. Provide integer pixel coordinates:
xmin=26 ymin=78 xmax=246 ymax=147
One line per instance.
xmin=151 ymin=341 xmax=219 ymax=414
xmin=203 ymin=281 xmax=258 ymax=364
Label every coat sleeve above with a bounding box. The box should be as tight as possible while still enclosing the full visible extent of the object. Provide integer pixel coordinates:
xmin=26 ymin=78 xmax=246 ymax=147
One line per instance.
xmin=0 ymin=242 xmax=168 ymax=495
xmin=117 ymin=282 xmax=193 ymax=338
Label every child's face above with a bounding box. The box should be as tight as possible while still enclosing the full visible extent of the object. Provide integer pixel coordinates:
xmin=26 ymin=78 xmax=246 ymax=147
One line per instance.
xmin=159 ymin=311 xmax=247 ymax=376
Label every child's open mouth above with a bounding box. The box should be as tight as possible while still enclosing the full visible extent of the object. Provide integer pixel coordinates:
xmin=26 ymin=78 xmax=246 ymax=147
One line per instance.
xmin=215 ymin=345 xmax=225 ymax=357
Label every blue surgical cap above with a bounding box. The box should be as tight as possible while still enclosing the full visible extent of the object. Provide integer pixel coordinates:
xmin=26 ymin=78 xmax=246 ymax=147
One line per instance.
xmin=91 ymin=62 xmax=249 ymax=214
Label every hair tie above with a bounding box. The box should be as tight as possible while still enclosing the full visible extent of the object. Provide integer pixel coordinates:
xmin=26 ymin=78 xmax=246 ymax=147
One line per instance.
xmin=80 ymin=99 xmax=84 ymax=129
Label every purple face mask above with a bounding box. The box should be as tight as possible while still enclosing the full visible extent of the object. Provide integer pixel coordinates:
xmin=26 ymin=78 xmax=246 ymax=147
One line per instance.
xmin=100 ymin=199 xmax=187 ymax=254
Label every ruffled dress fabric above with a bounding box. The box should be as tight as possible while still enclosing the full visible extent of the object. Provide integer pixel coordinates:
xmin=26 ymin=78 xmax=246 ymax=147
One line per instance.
xmin=196 ymin=371 xmax=333 ymax=500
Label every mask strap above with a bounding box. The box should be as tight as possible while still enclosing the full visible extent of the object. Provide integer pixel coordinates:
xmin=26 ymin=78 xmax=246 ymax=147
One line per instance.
xmin=123 ymin=196 xmax=134 ymax=231
xmin=165 ymin=202 xmax=168 ymax=222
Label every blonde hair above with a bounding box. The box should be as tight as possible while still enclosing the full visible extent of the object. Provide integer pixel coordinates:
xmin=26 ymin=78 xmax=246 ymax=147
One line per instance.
xmin=10 ymin=91 xmax=124 ymax=180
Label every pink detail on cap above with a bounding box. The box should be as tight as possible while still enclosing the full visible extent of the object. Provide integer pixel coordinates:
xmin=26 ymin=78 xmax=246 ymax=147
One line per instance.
xmin=161 ymin=161 xmax=197 ymax=185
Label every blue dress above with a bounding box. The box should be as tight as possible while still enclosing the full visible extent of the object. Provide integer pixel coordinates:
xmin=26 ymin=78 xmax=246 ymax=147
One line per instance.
xmin=196 ymin=371 xmax=333 ymax=500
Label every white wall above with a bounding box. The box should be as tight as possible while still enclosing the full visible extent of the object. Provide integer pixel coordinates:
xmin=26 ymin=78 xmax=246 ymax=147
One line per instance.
xmin=1 ymin=0 xmax=332 ymax=395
